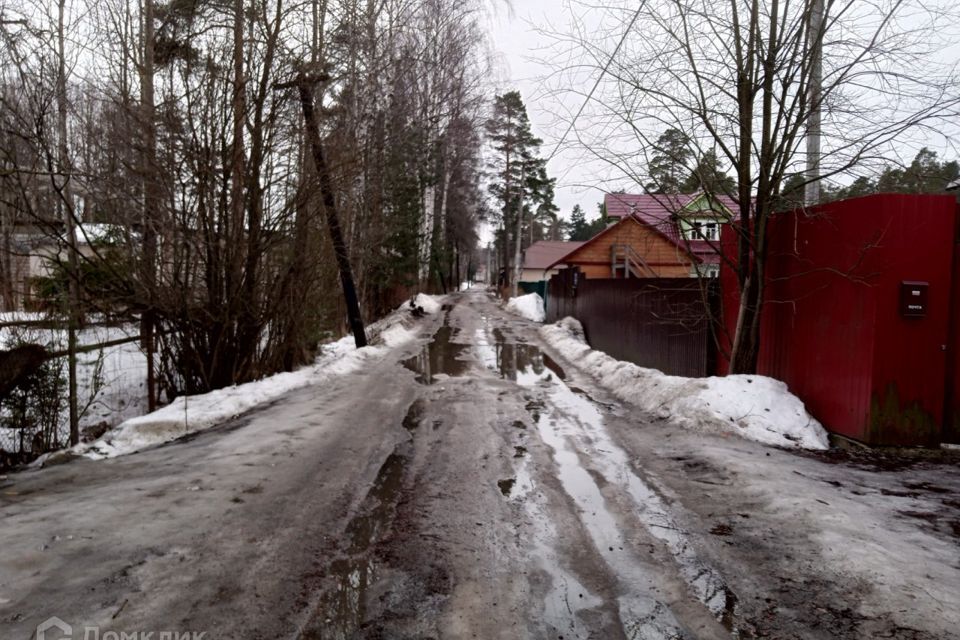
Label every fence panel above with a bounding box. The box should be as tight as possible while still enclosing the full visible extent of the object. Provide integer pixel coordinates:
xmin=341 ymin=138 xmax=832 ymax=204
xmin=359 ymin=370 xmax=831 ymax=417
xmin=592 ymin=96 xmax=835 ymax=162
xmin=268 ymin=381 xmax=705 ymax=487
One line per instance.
xmin=547 ymin=268 xmax=716 ymax=377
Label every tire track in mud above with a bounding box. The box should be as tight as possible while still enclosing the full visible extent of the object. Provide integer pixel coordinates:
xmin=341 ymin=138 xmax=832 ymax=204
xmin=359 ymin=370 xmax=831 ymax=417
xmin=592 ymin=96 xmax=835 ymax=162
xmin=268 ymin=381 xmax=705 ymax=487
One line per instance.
xmin=298 ymin=295 xmax=747 ymax=639
xmin=478 ymin=316 xmax=749 ymax=639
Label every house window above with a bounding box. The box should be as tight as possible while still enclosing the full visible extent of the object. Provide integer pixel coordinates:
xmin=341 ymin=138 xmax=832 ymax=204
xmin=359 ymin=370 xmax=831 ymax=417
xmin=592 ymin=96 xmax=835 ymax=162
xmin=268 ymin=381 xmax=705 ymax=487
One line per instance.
xmin=687 ymin=220 xmax=719 ymax=241
xmin=701 ymin=222 xmax=719 ymax=241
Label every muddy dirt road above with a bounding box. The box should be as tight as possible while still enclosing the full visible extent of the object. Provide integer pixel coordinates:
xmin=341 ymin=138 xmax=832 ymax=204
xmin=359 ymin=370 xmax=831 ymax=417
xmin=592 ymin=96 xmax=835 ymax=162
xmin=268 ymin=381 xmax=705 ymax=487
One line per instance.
xmin=2 ymin=291 xmax=959 ymax=639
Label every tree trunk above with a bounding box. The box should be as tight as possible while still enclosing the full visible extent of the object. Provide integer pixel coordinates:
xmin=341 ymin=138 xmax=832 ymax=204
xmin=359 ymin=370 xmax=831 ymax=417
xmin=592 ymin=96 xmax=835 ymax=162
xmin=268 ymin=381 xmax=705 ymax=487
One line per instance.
xmin=805 ymin=0 xmax=825 ymax=205
xmin=729 ymin=272 xmax=762 ymax=374
xmin=229 ymin=0 xmax=246 ymax=299
xmin=56 ymin=0 xmax=80 ymax=445
xmin=419 ymin=184 xmax=435 ymax=288
xmin=140 ymin=0 xmax=159 ymax=410
xmin=512 ymin=162 xmax=525 ymax=298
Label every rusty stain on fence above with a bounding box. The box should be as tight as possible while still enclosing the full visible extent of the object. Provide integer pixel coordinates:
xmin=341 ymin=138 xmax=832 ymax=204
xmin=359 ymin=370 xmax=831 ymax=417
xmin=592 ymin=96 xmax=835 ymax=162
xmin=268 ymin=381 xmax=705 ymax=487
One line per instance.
xmin=546 ymin=268 xmax=717 ymax=378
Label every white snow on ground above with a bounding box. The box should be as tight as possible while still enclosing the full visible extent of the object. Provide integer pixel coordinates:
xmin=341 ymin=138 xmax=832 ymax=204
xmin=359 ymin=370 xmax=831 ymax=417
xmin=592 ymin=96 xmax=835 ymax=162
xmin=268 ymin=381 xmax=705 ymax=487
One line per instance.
xmin=412 ymin=292 xmax=442 ymax=315
xmin=380 ymin=294 xmax=442 ymax=346
xmin=541 ymin=317 xmax=829 ymax=450
xmin=506 ymin=293 xmax=545 ymax=323
xmin=74 ymin=325 xmax=148 ymax=429
xmin=0 ymin=311 xmax=46 ymax=326
xmin=0 ymin=322 xmax=147 ymax=452
xmin=38 ymin=295 xmax=445 ymax=462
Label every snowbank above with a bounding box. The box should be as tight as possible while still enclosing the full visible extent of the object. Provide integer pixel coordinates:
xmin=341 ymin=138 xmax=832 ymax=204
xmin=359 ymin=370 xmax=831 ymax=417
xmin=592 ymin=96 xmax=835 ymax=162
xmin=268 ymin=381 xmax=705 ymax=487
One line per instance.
xmin=411 ymin=292 xmax=442 ymax=315
xmin=541 ymin=317 xmax=829 ymax=450
xmin=46 ymin=295 xmax=445 ymax=462
xmin=77 ymin=336 xmax=364 ymax=459
xmin=506 ymin=293 xmax=546 ymax=323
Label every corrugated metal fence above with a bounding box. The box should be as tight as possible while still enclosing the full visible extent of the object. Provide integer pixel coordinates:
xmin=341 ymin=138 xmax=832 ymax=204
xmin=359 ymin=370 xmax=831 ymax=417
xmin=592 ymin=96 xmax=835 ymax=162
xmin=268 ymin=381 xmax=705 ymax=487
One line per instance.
xmin=546 ymin=268 xmax=717 ymax=377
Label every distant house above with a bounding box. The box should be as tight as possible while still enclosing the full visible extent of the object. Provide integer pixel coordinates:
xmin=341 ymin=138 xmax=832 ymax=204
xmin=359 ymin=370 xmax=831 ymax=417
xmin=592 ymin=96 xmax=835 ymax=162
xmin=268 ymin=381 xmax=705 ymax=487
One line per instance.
xmin=520 ymin=240 xmax=585 ymax=283
xmin=947 ymin=178 xmax=959 ymax=192
xmin=2 ymin=223 xmax=125 ymax=311
xmin=545 ymin=192 xmax=734 ymax=278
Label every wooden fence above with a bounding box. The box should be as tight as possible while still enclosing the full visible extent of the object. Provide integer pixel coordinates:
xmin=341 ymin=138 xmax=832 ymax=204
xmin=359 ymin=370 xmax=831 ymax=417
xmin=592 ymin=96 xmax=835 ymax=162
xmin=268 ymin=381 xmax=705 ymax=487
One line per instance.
xmin=546 ymin=268 xmax=717 ymax=377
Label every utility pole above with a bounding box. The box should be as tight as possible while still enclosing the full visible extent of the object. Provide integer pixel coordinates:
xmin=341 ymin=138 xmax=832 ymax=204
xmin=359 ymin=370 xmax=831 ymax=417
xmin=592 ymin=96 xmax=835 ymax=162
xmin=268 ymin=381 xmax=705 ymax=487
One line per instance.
xmin=805 ymin=0 xmax=824 ymax=206
xmin=278 ymin=72 xmax=367 ymax=347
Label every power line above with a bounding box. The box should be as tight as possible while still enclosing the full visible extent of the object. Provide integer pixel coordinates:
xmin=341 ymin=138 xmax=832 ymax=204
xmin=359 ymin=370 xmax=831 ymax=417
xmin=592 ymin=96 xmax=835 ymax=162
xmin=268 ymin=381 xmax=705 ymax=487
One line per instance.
xmin=545 ymin=1 xmax=647 ymax=164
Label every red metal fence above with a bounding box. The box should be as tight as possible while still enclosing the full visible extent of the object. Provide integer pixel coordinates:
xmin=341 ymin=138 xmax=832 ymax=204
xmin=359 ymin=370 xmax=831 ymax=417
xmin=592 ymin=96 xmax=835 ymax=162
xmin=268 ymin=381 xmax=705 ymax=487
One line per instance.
xmin=546 ymin=194 xmax=960 ymax=446
xmin=718 ymin=193 xmax=960 ymax=447
xmin=546 ymin=268 xmax=717 ymax=377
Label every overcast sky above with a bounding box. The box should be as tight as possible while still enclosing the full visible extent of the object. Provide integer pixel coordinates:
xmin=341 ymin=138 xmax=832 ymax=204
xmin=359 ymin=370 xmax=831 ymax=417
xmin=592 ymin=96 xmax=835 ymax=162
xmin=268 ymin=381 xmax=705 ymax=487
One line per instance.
xmin=485 ymin=0 xmax=960 ymax=230
xmin=486 ymin=1 xmax=610 ymax=222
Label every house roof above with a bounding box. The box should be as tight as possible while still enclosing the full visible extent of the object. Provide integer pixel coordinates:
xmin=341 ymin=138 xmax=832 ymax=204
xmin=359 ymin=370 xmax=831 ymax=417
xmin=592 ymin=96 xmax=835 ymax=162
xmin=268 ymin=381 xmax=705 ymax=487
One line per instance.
xmin=947 ymin=178 xmax=959 ymax=191
xmin=544 ymin=214 xmax=715 ymax=271
xmin=601 ymin=192 xmax=733 ymax=262
xmin=523 ymin=240 xmax=585 ymax=270
xmin=605 ymin=191 xmax=738 ymax=220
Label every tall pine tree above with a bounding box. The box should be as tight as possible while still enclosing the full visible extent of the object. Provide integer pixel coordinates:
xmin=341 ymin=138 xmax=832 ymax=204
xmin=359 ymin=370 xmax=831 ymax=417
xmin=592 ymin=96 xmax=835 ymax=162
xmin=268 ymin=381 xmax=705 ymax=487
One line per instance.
xmin=486 ymin=91 xmax=546 ymax=290
xmin=646 ymin=128 xmax=693 ymax=194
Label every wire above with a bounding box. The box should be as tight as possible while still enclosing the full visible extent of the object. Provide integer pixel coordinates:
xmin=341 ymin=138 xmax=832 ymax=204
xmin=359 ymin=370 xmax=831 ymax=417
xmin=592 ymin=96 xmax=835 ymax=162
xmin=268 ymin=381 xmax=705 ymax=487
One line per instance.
xmin=544 ymin=1 xmax=647 ymax=163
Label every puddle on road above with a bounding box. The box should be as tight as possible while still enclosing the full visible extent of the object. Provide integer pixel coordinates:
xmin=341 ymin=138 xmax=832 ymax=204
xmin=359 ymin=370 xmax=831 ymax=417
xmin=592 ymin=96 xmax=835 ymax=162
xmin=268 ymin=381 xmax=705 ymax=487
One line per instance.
xmin=474 ymin=328 xmax=566 ymax=382
xmin=306 ymin=449 xmax=410 ymax=639
xmin=402 ymin=325 xmax=470 ymax=384
xmin=405 ymin=314 xmax=566 ymax=386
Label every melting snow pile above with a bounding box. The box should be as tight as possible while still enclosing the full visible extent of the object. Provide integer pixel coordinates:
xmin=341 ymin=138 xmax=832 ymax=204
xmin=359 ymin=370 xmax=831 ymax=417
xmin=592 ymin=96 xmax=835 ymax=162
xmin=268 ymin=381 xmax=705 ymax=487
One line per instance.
xmin=506 ymin=293 xmax=546 ymax=323
xmin=541 ymin=317 xmax=829 ymax=450
xmin=58 ymin=295 xmax=445 ymax=461
xmin=411 ymin=292 xmax=442 ymax=315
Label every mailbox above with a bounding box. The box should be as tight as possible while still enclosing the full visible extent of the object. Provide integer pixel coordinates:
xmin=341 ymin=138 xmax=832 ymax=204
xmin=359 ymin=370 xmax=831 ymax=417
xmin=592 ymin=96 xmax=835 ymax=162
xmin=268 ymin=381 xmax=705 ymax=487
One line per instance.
xmin=900 ymin=281 xmax=928 ymax=317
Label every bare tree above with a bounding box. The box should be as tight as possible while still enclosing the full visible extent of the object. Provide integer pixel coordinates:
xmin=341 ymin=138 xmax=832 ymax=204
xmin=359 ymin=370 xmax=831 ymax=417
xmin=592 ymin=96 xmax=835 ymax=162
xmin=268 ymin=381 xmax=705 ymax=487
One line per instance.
xmin=541 ymin=0 xmax=960 ymax=373
xmin=0 ymin=0 xmax=491 ymax=429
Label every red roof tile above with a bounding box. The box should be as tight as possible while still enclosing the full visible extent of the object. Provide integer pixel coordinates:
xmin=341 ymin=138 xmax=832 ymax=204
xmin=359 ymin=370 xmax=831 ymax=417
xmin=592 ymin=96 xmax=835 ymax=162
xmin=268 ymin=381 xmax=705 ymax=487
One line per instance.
xmin=604 ymin=192 xmax=735 ymax=262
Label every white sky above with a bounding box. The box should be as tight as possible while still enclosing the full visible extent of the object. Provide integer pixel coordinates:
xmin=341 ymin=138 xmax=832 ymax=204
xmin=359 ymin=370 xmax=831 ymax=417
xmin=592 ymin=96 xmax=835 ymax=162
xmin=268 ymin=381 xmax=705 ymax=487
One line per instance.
xmin=484 ymin=0 xmax=960 ymax=231
xmin=486 ymin=1 xmax=610 ymax=222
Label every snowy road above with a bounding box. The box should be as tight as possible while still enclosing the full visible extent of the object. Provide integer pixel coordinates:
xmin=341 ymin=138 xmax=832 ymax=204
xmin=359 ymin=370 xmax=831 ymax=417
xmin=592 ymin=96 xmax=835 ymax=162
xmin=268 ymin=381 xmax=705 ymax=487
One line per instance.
xmin=2 ymin=291 xmax=959 ymax=639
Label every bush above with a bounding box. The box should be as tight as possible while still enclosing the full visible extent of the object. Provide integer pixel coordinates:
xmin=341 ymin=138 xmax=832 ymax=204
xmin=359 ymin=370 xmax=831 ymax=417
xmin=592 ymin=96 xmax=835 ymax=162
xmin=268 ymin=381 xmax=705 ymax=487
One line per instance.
xmin=0 ymin=354 xmax=65 ymax=466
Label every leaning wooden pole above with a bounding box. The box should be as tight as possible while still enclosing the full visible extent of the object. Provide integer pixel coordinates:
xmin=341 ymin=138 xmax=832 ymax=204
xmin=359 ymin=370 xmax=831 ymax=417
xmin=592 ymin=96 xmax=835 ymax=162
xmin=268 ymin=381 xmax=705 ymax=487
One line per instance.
xmin=292 ymin=74 xmax=367 ymax=348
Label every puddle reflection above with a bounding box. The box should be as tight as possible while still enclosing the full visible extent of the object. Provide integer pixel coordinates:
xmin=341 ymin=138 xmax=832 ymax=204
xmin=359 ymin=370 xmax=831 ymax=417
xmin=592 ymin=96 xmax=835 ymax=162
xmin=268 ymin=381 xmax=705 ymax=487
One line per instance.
xmin=474 ymin=328 xmax=566 ymax=382
xmin=402 ymin=325 xmax=470 ymax=384
xmin=307 ymin=452 xmax=409 ymax=638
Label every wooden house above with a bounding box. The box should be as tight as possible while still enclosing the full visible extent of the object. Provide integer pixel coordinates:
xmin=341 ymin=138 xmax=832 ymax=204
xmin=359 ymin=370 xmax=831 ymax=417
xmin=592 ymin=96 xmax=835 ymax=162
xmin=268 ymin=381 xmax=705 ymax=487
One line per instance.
xmin=545 ymin=192 xmax=734 ymax=278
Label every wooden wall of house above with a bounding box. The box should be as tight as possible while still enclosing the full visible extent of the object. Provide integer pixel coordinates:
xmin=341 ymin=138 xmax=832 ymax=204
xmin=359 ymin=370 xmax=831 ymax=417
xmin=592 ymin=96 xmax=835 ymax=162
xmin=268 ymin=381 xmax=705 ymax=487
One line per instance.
xmin=577 ymin=264 xmax=613 ymax=278
xmin=562 ymin=218 xmax=692 ymax=277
